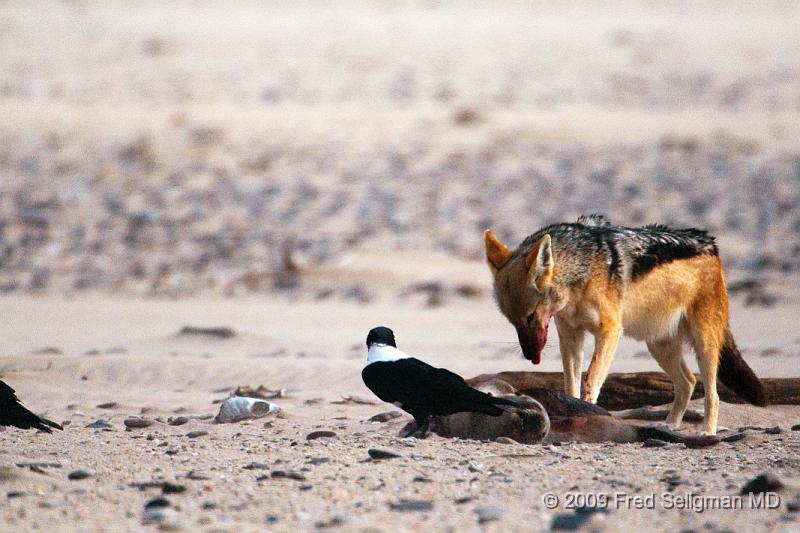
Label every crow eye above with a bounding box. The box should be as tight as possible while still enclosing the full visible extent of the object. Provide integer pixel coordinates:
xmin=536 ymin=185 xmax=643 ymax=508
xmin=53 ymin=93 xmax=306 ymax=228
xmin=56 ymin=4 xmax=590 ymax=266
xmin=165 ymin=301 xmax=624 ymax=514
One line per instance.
xmin=526 ymin=313 xmax=535 ymax=327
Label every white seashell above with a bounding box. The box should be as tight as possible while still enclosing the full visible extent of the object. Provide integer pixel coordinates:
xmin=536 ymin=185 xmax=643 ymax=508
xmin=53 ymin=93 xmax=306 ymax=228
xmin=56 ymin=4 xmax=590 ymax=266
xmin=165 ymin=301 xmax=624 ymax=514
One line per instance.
xmin=215 ymin=396 xmax=280 ymax=423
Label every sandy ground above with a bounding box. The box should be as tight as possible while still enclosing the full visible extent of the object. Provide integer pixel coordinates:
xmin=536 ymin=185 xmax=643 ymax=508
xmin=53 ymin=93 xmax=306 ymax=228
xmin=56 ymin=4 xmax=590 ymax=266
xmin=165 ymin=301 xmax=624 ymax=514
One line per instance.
xmin=1 ymin=265 xmax=800 ymax=532
xmin=2 ymin=1 xmax=800 ymax=531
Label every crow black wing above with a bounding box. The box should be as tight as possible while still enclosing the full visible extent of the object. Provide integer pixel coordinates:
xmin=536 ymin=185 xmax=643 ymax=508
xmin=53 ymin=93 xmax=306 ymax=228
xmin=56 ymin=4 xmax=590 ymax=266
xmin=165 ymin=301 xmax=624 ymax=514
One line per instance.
xmin=0 ymin=380 xmax=62 ymax=432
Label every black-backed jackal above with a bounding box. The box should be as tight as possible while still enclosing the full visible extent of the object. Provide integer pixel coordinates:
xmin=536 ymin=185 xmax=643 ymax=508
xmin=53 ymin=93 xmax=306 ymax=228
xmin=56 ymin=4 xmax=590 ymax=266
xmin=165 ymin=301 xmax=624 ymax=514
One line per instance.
xmin=484 ymin=215 xmax=766 ymax=435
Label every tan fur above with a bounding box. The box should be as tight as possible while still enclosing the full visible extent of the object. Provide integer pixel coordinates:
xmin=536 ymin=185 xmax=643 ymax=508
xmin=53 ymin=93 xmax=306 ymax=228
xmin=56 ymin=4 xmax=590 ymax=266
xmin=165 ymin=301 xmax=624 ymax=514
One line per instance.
xmin=487 ymin=231 xmax=734 ymax=435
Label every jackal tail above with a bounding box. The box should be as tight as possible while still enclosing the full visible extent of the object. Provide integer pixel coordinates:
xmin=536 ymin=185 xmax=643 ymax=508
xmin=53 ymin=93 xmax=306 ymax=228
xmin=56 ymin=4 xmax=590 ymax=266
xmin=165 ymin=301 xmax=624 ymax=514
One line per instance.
xmin=717 ymin=330 xmax=768 ymax=407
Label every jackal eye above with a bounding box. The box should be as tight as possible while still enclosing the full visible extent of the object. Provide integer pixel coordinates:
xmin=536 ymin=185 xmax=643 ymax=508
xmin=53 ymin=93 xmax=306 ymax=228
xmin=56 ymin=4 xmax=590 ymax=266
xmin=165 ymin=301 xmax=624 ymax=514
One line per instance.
xmin=525 ymin=313 xmax=535 ymax=327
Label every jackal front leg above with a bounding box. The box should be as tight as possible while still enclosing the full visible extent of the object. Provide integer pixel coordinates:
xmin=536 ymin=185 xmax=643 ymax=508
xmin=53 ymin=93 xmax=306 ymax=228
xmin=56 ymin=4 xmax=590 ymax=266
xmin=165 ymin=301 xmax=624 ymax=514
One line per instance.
xmin=582 ymin=319 xmax=622 ymax=404
xmin=556 ymin=319 xmax=585 ymax=398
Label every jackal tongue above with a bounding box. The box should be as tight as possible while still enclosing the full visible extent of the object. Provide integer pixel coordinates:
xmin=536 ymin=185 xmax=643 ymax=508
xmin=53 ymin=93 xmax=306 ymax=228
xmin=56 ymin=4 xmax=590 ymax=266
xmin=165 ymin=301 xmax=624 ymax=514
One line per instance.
xmin=517 ymin=325 xmax=547 ymax=365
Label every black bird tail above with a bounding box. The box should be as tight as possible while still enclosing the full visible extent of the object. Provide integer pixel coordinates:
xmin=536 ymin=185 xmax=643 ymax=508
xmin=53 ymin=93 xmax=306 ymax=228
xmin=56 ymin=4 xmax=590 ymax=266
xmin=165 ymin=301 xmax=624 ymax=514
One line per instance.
xmin=461 ymin=388 xmax=520 ymax=417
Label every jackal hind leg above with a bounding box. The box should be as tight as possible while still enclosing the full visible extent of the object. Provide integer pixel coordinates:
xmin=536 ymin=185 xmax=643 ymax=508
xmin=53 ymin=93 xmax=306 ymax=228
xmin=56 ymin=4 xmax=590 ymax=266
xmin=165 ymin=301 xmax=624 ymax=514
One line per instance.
xmin=688 ymin=322 xmax=721 ymax=436
xmin=647 ymin=337 xmax=696 ymax=430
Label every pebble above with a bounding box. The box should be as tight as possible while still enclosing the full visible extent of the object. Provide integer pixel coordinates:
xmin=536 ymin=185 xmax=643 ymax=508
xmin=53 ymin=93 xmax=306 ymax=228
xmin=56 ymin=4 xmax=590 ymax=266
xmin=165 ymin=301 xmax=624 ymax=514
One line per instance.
xmin=96 ymin=402 xmax=119 ymax=409
xmin=367 ymin=411 xmax=402 ymax=423
xmin=68 ymin=469 xmax=95 ymax=480
xmin=185 ymin=430 xmax=208 ymax=438
xmin=643 ymin=438 xmax=668 ymax=448
xmin=270 ymin=471 xmax=306 ymax=481
xmin=144 ymin=497 xmax=171 ymax=509
xmin=85 ymin=419 xmax=113 ymax=430
xmin=315 ymin=514 xmax=351 ymax=528
xmin=124 ymin=417 xmax=154 ymax=429
xmin=389 ymin=499 xmax=433 ymax=512
xmin=368 ymin=448 xmax=401 ymax=460
xmin=721 ymin=432 xmax=748 ymax=443
xmin=683 ymin=435 xmax=721 ymax=448
xmin=475 ymin=506 xmax=505 ymax=523
xmin=168 ymin=417 xmax=189 ymax=426
xmin=740 ymin=473 xmax=784 ymax=495
xmin=244 ymin=462 xmax=271 ymax=470
xmin=185 ymin=471 xmax=210 ymax=481
xmin=764 ymin=426 xmax=782 ymax=434
xmin=791 ymin=424 xmax=800 ymax=431
xmin=306 ymin=430 xmax=337 ymax=440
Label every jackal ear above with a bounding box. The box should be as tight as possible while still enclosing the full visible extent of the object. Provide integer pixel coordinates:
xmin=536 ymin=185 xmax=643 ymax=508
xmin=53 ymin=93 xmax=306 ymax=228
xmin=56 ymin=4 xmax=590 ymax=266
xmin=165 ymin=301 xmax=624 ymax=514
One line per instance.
xmin=526 ymin=234 xmax=554 ymax=290
xmin=484 ymin=229 xmax=512 ymax=275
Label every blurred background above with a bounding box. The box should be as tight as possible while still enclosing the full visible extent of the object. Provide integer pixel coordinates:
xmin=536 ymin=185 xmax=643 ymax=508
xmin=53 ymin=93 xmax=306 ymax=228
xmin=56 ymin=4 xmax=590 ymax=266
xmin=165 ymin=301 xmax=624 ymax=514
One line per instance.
xmin=1 ymin=1 xmax=799 ymax=300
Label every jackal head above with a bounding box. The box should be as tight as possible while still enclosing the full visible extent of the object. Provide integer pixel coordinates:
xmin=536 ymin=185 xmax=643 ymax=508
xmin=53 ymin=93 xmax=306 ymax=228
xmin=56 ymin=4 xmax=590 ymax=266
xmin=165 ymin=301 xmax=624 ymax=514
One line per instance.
xmin=484 ymin=229 xmax=564 ymax=364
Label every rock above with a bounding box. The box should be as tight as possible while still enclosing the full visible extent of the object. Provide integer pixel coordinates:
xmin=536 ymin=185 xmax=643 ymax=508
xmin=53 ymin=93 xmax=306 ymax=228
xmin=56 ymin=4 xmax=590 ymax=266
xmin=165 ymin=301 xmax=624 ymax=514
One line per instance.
xmin=177 ymin=326 xmax=236 ymax=338
xmin=214 ymin=397 xmax=280 ymax=423
xmin=740 ymin=473 xmax=784 ymax=495
xmin=186 ymin=430 xmax=208 ymax=438
xmin=454 ymin=496 xmax=473 ymax=504
xmin=85 ymin=419 xmax=113 ymax=429
xmin=475 ymin=506 xmax=505 ymax=523
xmin=368 ymin=449 xmax=401 ymax=460
xmin=683 ymin=435 xmax=721 ymax=448
xmin=306 ymin=430 xmax=337 ymax=440
xmin=721 ymin=432 xmax=749 ymax=443
xmin=124 ymin=417 xmax=154 ymax=429
xmin=315 ymin=514 xmax=351 ymax=528
xmin=389 ymin=499 xmax=433 ymax=512
xmin=791 ymin=424 xmax=800 ymax=431
xmin=269 ymin=471 xmax=306 ymax=481
xmin=764 ymin=426 xmax=782 ymax=434
xmin=96 ymin=402 xmax=119 ymax=409
xmin=168 ymin=417 xmax=189 ymax=426
xmin=495 ymin=437 xmax=517 ymax=445
xmin=145 ymin=497 xmax=171 ymax=510
xmin=160 ymin=482 xmax=186 ymax=494
xmin=68 ymin=469 xmax=95 ymax=480
xmin=243 ymin=462 xmax=271 ymax=470
xmin=185 ymin=471 xmax=210 ymax=481
xmin=368 ymin=411 xmax=402 ymax=423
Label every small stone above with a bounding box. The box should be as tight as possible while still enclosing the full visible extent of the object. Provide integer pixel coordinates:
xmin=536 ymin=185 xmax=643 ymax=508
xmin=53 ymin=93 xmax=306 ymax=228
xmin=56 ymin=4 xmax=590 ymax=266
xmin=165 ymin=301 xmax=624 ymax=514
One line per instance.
xmin=185 ymin=471 xmax=210 ymax=481
xmin=96 ymin=402 xmax=118 ymax=409
xmin=306 ymin=430 xmax=337 ymax=440
xmin=721 ymin=432 xmax=749 ymax=443
xmin=7 ymin=491 xmax=27 ymax=498
xmin=270 ymin=471 xmax=306 ymax=481
xmin=85 ymin=419 xmax=113 ymax=430
xmin=68 ymin=469 xmax=95 ymax=480
xmin=741 ymin=473 xmax=784 ymax=495
xmin=243 ymin=462 xmax=270 ymax=470
xmin=368 ymin=411 xmax=402 ymax=423
xmin=186 ymin=430 xmax=208 ymax=438
xmin=455 ymin=496 xmax=473 ymax=504
xmin=168 ymin=417 xmax=189 ymax=426
xmin=475 ymin=506 xmax=505 ymax=524
xmin=764 ymin=426 xmax=782 ymax=435
xmin=389 ymin=499 xmax=433 ymax=512
xmin=495 ymin=437 xmax=517 ymax=445
xmin=413 ymin=476 xmax=432 ymax=483
xmin=161 ymin=482 xmax=186 ymax=494
xmin=145 ymin=497 xmax=171 ymax=510
xmin=683 ymin=435 xmax=721 ymax=448
xmin=643 ymin=438 xmax=668 ymax=448
xmin=368 ymin=449 xmax=401 ymax=460
xmin=315 ymin=514 xmax=351 ymax=528
xmin=124 ymin=417 xmax=154 ymax=429
xmin=791 ymin=424 xmax=800 ymax=431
